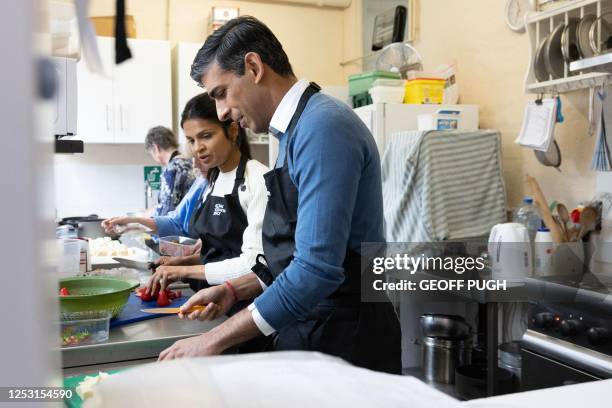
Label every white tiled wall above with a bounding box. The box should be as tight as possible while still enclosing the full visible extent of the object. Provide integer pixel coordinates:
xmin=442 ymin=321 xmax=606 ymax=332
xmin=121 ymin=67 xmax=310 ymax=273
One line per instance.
xmin=53 ymin=144 xmax=157 ymax=219
xmin=54 ymin=143 xmax=271 ymax=220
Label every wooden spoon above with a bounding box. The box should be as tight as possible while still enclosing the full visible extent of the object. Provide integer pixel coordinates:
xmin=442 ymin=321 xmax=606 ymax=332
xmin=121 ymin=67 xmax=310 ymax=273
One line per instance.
xmin=577 ymin=206 xmax=598 ymax=240
xmin=556 ymin=203 xmax=571 ymax=241
xmin=525 ymin=175 xmax=564 ymax=243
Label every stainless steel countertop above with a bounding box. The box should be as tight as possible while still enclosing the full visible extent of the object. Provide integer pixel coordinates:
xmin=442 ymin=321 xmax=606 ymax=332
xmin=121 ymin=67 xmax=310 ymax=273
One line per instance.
xmin=61 ymin=312 xmax=226 ymax=370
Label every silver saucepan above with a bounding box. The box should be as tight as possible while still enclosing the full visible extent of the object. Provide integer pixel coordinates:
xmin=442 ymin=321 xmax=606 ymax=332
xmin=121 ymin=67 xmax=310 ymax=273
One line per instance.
xmin=420 ymin=313 xmax=472 ymax=339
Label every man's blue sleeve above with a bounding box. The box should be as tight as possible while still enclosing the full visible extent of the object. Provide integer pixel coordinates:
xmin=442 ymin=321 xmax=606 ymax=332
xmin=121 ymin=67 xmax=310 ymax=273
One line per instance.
xmin=253 ymin=113 xmax=365 ymax=329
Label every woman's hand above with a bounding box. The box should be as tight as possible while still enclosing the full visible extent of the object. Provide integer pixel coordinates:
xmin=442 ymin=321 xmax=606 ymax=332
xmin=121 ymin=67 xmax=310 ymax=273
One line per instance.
xmin=178 ymin=284 xmax=236 ymax=321
xmin=147 ymin=265 xmax=202 ymax=293
xmin=152 ymin=256 xmax=185 ymax=268
xmin=101 ymin=216 xmax=129 ymax=234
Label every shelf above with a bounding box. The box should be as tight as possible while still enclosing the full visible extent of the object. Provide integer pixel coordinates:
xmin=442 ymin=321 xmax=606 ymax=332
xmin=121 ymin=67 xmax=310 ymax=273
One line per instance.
xmin=570 ymin=52 xmax=612 ymax=72
xmin=523 ymin=0 xmax=611 ymax=94
xmin=526 ymin=72 xmax=611 ymax=93
xmin=526 ymin=0 xmax=600 ymax=24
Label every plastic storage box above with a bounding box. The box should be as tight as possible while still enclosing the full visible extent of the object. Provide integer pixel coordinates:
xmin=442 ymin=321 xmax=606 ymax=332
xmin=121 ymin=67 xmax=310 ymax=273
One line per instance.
xmin=159 ymin=236 xmax=199 ymax=257
xmin=352 ymin=92 xmax=372 ymax=108
xmin=348 ymin=71 xmax=401 ymax=96
xmin=369 ymin=86 xmax=405 ymax=104
xmin=404 ymin=78 xmax=445 ymax=104
xmin=60 ymin=313 xmax=110 ymax=347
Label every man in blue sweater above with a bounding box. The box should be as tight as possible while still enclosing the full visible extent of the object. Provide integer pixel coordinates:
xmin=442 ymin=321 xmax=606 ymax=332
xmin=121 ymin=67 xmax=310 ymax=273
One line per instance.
xmin=159 ymin=16 xmax=401 ymax=373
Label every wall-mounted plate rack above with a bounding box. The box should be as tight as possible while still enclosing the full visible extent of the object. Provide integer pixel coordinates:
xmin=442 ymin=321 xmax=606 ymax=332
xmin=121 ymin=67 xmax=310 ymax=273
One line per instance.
xmin=525 ymin=0 xmax=612 ymax=94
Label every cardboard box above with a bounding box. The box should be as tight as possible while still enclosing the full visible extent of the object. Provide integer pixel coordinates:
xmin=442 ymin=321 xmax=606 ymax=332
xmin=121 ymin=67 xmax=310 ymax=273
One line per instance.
xmin=90 ymin=15 xmax=136 ymax=38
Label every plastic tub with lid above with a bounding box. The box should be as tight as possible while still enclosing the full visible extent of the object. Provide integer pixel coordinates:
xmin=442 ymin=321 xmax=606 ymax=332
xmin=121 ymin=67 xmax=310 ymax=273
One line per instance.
xmin=404 ymin=78 xmax=445 ymax=104
xmin=369 ymin=86 xmax=405 ymax=104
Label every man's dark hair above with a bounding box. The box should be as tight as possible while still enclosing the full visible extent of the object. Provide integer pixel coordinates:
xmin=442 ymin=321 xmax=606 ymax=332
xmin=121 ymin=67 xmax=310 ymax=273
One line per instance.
xmin=190 ymin=16 xmax=294 ymax=84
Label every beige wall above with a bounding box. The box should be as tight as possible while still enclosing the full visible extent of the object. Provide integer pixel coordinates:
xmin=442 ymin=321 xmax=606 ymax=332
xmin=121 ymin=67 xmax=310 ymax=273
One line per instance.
xmin=78 ymin=0 xmax=597 ymax=208
xmin=85 ymin=0 xmax=346 ymax=85
xmin=412 ymin=0 xmax=596 ymax=209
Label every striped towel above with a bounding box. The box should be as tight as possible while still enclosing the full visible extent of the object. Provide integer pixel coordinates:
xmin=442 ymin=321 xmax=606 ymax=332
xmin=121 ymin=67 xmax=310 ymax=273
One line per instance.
xmin=382 ymin=130 xmax=506 ymax=242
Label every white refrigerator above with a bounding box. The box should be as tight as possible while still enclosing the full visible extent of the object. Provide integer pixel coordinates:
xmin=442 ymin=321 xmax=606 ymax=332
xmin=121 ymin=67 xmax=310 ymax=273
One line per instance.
xmin=354 ymin=103 xmax=479 ymax=157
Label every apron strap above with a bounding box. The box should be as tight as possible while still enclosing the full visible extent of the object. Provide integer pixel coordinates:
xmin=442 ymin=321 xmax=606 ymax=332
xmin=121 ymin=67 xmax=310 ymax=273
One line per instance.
xmin=252 ymin=254 xmax=274 ymax=287
xmin=188 ymin=154 xmax=247 ymax=238
xmin=232 ymin=153 xmax=248 ymax=195
xmin=255 ymin=83 xmax=321 ymax=277
xmin=285 ymin=82 xmax=321 ymax=136
xmin=277 ymin=83 xmax=322 ymax=167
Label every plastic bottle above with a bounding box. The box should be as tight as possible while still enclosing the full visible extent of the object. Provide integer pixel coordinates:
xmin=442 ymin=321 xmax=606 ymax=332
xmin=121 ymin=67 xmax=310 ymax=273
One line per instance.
xmin=515 ymin=196 xmax=542 ymax=243
xmin=534 ymin=227 xmax=554 ymax=277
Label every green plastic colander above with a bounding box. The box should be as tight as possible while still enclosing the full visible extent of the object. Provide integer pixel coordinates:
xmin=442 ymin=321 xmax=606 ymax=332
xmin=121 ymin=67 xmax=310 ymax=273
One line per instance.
xmin=58 ymin=277 xmax=138 ymax=320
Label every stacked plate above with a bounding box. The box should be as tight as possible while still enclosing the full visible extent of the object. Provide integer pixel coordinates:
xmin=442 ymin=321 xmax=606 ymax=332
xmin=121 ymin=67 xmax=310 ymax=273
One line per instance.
xmin=533 ymin=14 xmax=612 ymax=82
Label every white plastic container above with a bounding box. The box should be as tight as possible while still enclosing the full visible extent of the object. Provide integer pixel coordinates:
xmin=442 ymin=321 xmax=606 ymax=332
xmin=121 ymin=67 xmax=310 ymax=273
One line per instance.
xmin=534 ymin=228 xmax=554 ymax=277
xmin=58 ymin=238 xmax=81 ymax=276
xmin=417 ymin=109 xmax=469 ymax=131
xmin=159 ymin=236 xmax=199 ymax=257
xmin=79 ymin=240 xmax=91 ymax=273
xmin=369 ymin=86 xmax=405 ymax=104
xmin=60 ymin=314 xmax=110 ymax=347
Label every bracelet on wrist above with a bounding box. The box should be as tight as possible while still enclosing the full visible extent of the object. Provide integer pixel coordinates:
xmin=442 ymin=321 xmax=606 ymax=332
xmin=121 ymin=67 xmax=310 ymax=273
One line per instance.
xmin=225 ymin=280 xmax=239 ymax=302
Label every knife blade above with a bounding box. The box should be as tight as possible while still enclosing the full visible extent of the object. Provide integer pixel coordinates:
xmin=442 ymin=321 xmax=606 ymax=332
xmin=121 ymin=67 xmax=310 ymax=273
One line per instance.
xmin=112 ymin=257 xmax=153 ymax=270
xmin=140 ymin=305 xmax=207 ymax=314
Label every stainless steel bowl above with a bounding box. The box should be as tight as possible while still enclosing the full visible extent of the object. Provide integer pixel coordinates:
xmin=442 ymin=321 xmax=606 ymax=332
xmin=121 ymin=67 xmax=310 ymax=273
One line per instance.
xmin=561 ymin=18 xmax=580 ymax=63
xmin=578 ymin=15 xmax=597 ymax=59
xmin=534 ymin=36 xmax=550 ymax=82
xmin=420 ymin=314 xmax=472 ymax=339
xmin=545 ymin=23 xmax=566 ymax=79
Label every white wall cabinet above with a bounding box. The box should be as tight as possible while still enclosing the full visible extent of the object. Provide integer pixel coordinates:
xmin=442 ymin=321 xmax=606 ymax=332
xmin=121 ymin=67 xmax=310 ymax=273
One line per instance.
xmin=174 ymin=42 xmax=204 ymax=148
xmin=77 ymin=37 xmax=172 ymax=144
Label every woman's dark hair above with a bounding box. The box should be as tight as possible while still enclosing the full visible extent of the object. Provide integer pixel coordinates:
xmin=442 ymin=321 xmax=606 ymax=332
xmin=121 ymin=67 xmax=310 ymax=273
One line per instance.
xmin=190 ymin=16 xmax=294 ymax=84
xmin=180 ymin=92 xmax=251 ymax=183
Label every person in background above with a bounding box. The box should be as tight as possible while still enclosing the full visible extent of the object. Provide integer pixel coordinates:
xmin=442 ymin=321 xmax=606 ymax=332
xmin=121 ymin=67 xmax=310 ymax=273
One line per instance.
xmin=145 ymin=126 xmax=196 ymax=216
xmin=101 ymin=156 xmax=208 ymax=238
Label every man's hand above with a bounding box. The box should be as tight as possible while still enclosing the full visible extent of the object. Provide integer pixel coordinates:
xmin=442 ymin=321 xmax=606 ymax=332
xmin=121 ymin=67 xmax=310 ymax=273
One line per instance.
xmin=179 ymin=284 xmax=236 ymax=321
xmin=158 ymin=308 xmax=263 ymax=361
xmin=158 ymin=333 xmax=222 ymax=361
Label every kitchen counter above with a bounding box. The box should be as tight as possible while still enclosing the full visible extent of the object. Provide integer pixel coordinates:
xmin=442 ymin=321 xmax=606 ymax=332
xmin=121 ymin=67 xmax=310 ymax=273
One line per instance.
xmin=62 ymin=313 xmax=226 ymax=376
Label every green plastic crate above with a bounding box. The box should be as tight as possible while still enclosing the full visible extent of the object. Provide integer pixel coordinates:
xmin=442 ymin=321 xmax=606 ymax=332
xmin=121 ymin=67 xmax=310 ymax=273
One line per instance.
xmin=352 ymin=92 xmax=372 ymax=108
xmin=348 ymin=70 xmax=401 ymax=96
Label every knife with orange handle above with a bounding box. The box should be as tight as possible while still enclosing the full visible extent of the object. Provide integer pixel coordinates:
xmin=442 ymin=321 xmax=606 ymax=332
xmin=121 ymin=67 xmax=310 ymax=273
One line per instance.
xmin=141 ymin=305 xmax=207 ymax=314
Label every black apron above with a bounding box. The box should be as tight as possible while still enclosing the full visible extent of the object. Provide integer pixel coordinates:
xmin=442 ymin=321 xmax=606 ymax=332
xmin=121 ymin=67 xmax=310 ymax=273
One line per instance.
xmin=253 ymin=83 xmax=402 ymax=374
xmin=187 ymin=154 xmax=248 ymax=293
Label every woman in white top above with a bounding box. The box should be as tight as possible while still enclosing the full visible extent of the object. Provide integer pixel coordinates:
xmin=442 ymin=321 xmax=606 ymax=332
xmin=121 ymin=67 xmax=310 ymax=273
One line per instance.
xmin=147 ymin=93 xmax=268 ymax=295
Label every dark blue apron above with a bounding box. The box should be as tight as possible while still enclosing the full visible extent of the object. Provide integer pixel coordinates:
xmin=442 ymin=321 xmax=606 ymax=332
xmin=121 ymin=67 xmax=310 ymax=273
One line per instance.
xmin=187 ymin=154 xmax=248 ymax=293
xmin=253 ymin=83 xmax=402 ymax=374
